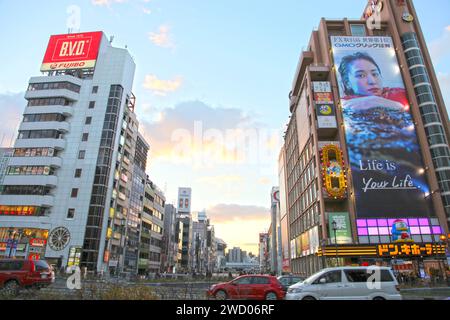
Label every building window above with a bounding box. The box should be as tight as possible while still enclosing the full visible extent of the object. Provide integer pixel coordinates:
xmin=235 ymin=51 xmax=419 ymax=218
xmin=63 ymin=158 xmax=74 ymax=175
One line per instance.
xmin=67 ymin=208 xmax=75 ymax=219
xmin=18 ymin=130 xmax=63 ymax=140
xmin=74 ymin=169 xmax=82 ymax=178
xmin=71 ymin=188 xmax=78 ymax=198
xmin=85 ymin=117 xmax=92 ymax=125
xmin=92 ymin=86 xmax=98 ymax=94
xmin=82 ymin=133 xmax=89 ymax=142
xmin=78 ymin=150 xmax=85 ymax=159
xmin=350 ymin=24 xmax=366 ymax=37
xmin=89 ymin=101 xmax=95 ymax=109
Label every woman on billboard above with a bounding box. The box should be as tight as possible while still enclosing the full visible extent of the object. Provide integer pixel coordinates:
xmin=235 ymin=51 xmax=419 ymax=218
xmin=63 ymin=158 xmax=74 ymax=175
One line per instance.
xmin=336 ymin=51 xmax=431 ymax=218
xmin=339 ymin=52 xmax=408 ymax=110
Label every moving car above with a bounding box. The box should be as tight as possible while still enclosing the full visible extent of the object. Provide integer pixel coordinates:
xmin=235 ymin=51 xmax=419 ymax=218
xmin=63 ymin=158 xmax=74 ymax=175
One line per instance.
xmin=277 ymin=275 xmax=306 ymax=292
xmin=285 ymin=266 xmax=402 ymax=300
xmin=207 ymin=275 xmax=285 ymax=300
xmin=0 ymin=259 xmax=55 ymax=296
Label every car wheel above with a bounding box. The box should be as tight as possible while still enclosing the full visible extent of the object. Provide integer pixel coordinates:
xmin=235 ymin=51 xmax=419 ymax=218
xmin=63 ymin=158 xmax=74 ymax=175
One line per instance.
xmin=302 ymin=296 xmax=316 ymax=301
xmin=265 ymin=292 xmax=278 ymax=300
xmin=215 ymin=290 xmax=228 ymax=300
xmin=2 ymin=280 xmax=20 ymax=297
xmin=373 ymin=297 xmax=385 ymax=301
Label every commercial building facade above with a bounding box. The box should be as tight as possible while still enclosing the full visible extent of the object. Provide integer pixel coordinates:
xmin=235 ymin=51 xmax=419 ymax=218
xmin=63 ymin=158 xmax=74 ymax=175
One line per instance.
xmin=258 ymin=232 xmax=269 ymax=273
xmin=0 ymin=31 xmax=153 ymax=274
xmin=162 ymin=203 xmax=178 ymax=273
xmin=176 ymin=187 xmax=192 ymax=271
xmin=124 ymin=133 xmax=149 ymax=275
xmin=280 ymin=0 xmax=449 ymax=277
xmin=138 ymin=179 xmax=165 ymax=274
xmin=269 ymin=187 xmax=282 ymax=275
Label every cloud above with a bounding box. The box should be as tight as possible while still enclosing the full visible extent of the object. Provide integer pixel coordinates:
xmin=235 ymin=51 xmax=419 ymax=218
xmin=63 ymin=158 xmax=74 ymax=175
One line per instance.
xmin=257 ymin=177 xmax=272 ymax=185
xmin=91 ymin=0 xmax=127 ymax=6
xmin=137 ymin=100 xmax=281 ymax=169
xmin=142 ymin=7 xmax=151 ymax=14
xmin=142 ymin=74 xmax=182 ymax=96
xmin=437 ymin=72 xmax=450 ymax=118
xmin=0 ymin=92 xmax=24 ymax=147
xmin=429 ymin=25 xmax=450 ymax=64
xmin=196 ymin=175 xmax=244 ymax=187
xmin=148 ymin=25 xmax=175 ymax=49
xmin=206 ymin=203 xmax=270 ymax=224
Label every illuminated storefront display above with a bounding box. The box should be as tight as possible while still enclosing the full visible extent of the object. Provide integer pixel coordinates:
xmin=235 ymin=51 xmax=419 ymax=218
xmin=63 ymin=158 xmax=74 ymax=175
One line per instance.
xmin=317 ymin=243 xmax=447 ymax=258
xmin=0 ymin=206 xmax=45 ymax=216
xmin=0 ymin=228 xmax=49 ymax=259
xmin=13 ymin=148 xmax=55 ymax=157
xmin=68 ymin=247 xmax=82 ymax=267
xmin=331 ymin=36 xmax=432 ymax=219
xmin=7 ymin=166 xmax=52 ymax=176
xmin=356 ymin=218 xmax=443 ymax=243
xmin=320 ymin=144 xmax=347 ymax=199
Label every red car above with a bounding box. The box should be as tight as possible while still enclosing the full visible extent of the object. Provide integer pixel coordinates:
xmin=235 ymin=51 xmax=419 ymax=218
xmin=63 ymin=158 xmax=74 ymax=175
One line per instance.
xmin=0 ymin=259 xmax=55 ymax=295
xmin=207 ymin=275 xmax=285 ymax=300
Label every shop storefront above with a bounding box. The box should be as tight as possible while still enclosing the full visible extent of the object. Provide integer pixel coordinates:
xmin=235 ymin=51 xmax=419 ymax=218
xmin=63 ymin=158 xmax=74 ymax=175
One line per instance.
xmin=317 ymin=242 xmax=448 ymax=280
xmin=0 ymin=227 xmax=49 ymax=260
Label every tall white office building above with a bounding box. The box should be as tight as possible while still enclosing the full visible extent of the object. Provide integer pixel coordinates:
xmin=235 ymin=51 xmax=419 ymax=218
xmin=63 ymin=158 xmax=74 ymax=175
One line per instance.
xmin=0 ymin=31 xmax=144 ymax=273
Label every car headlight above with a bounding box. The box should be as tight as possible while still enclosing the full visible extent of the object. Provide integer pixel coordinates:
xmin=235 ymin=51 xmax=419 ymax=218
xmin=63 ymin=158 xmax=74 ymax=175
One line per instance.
xmin=287 ymin=287 xmax=303 ymax=294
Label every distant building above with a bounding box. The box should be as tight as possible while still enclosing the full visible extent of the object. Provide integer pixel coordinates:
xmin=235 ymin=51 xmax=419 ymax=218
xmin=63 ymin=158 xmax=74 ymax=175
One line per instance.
xmin=215 ymin=238 xmax=227 ymax=271
xmin=176 ymin=187 xmax=192 ymax=272
xmin=138 ymin=179 xmax=165 ymax=274
xmin=259 ymin=233 xmax=269 ymax=273
xmin=162 ymin=204 xmax=178 ymax=273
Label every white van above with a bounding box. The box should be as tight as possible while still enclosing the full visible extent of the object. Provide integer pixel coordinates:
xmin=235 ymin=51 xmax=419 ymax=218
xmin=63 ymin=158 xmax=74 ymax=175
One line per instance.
xmin=285 ymin=266 xmax=402 ymax=300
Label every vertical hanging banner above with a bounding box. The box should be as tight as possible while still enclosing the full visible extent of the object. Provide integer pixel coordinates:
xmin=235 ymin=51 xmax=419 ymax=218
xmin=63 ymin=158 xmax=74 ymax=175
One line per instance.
xmin=331 ymin=36 xmax=432 ymax=218
xmin=328 ymin=212 xmax=353 ymax=244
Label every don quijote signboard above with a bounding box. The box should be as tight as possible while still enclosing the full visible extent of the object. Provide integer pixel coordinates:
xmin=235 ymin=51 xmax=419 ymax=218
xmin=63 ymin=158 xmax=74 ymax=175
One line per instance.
xmin=41 ymin=31 xmax=103 ymax=72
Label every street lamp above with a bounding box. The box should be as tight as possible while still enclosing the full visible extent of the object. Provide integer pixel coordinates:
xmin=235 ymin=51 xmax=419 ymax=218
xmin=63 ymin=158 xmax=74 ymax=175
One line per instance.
xmin=332 ymin=220 xmax=339 ymax=267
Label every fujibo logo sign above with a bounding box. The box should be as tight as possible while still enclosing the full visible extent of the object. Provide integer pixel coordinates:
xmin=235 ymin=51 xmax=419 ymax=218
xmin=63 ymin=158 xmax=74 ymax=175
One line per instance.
xmin=41 ymin=31 xmax=102 ymax=72
xmin=50 ymin=61 xmax=87 ymax=70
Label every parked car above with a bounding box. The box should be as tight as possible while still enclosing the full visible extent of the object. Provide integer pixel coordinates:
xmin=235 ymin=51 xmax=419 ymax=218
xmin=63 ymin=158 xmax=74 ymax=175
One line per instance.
xmin=207 ymin=275 xmax=285 ymax=300
xmin=285 ymin=267 xmax=402 ymax=300
xmin=0 ymin=259 xmax=55 ymax=296
xmin=277 ymin=275 xmax=306 ymax=292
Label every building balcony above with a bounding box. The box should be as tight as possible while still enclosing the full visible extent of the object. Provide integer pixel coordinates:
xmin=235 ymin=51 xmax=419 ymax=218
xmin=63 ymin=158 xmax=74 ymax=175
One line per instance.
xmin=19 ymin=121 xmax=70 ymax=133
xmin=25 ymin=88 xmax=79 ymax=102
xmin=8 ymin=156 xmax=62 ymax=168
xmin=289 ymin=51 xmax=315 ymax=113
xmin=141 ymin=230 xmax=151 ymax=239
xmin=317 ymin=120 xmax=338 ymax=138
xmin=3 ymin=175 xmax=58 ymax=187
xmin=309 ymin=64 xmax=331 ymax=81
xmin=0 ymin=195 xmax=54 ymax=207
xmin=24 ymin=105 xmax=73 ymax=117
xmin=111 ymin=239 xmax=121 ymax=247
xmin=14 ymin=138 xmax=66 ymax=150
xmin=29 ymin=75 xmax=83 ymax=87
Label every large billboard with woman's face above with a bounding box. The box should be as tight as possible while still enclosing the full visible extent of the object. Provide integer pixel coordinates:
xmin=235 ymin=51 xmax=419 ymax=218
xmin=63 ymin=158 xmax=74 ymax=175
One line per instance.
xmin=331 ymin=36 xmax=432 ymax=218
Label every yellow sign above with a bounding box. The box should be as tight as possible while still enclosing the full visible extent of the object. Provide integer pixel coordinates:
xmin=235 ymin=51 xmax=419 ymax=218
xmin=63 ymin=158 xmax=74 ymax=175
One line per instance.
xmin=317 ymin=243 xmax=446 ymax=257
